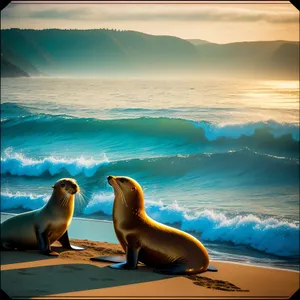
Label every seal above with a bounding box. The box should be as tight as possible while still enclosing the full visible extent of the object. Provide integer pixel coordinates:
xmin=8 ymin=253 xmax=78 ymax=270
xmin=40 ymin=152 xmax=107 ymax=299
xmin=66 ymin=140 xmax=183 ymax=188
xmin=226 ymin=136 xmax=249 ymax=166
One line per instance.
xmin=91 ymin=175 xmax=217 ymax=275
xmin=1 ymin=178 xmax=85 ymax=256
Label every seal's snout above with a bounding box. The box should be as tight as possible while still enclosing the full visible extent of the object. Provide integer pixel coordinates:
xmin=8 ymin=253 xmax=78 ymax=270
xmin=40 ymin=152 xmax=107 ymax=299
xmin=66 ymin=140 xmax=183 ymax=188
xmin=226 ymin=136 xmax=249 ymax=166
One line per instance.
xmin=107 ymin=175 xmax=115 ymax=186
xmin=69 ymin=183 xmax=79 ymax=195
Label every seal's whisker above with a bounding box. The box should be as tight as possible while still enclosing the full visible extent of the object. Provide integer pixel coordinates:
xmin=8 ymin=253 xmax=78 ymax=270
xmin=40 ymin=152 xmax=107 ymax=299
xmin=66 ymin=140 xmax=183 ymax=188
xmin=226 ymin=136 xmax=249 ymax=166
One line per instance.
xmin=121 ymin=193 xmax=128 ymax=207
xmin=60 ymin=193 xmax=66 ymax=207
xmin=74 ymin=193 xmax=81 ymax=204
xmin=79 ymin=193 xmax=87 ymax=206
xmin=121 ymin=190 xmax=128 ymax=207
xmin=76 ymin=193 xmax=88 ymax=210
xmin=61 ymin=195 xmax=66 ymax=207
xmin=65 ymin=192 xmax=70 ymax=207
xmin=81 ymin=192 xmax=89 ymax=204
xmin=82 ymin=190 xmax=89 ymax=200
xmin=78 ymin=186 xmax=86 ymax=193
xmin=77 ymin=191 xmax=89 ymax=205
xmin=115 ymin=184 xmax=128 ymax=207
xmin=77 ymin=186 xmax=89 ymax=198
xmin=75 ymin=194 xmax=84 ymax=212
xmin=78 ymin=189 xmax=88 ymax=199
xmin=76 ymin=193 xmax=83 ymax=203
xmin=114 ymin=184 xmax=121 ymax=202
xmin=62 ymin=192 xmax=69 ymax=207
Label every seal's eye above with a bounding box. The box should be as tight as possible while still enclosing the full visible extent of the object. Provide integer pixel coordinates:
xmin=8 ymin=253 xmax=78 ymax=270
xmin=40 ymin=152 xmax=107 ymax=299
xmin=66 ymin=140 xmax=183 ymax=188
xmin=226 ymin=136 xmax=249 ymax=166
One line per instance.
xmin=61 ymin=183 xmax=65 ymax=188
xmin=120 ymin=178 xmax=125 ymax=183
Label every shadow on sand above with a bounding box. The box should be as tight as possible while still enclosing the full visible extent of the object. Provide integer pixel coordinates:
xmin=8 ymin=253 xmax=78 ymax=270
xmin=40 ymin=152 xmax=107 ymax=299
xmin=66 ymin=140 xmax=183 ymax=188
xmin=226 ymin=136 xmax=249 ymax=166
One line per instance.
xmin=0 ymin=250 xmax=57 ymax=265
xmin=1 ymin=263 xmax=171 ymax=298
xmin=1 ymin=249 xmax=248 ymax=296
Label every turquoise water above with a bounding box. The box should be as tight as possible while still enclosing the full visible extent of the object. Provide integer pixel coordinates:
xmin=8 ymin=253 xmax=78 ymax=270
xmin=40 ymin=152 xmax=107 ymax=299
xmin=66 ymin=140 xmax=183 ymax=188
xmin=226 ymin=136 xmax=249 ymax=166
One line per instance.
xmin=1 ymin=77 xmax=299 ymax=270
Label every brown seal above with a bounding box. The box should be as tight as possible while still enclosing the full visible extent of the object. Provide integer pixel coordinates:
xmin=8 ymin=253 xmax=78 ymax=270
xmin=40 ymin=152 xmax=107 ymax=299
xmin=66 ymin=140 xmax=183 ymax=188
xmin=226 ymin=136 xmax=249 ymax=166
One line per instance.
xmin=91 ymin=175 xmax=216 ymax=275
xmin=1 ymin=178 xmax=85 ymax=256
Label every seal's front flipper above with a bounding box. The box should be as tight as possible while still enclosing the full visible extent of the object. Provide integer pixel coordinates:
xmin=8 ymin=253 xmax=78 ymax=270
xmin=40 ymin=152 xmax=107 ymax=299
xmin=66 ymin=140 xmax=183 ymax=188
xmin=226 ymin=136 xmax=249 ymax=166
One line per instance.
xmin=207 ymin=265 xmax=218 ymax=272
xmin=90 ymin=255 xmax=126 ymax=263
xmin=58 ymin=230 xmax=85 ymax=251
xmin=109 ymin=247 xmax=139 ymax=270
xmin=35 ymin=227 xmax=59 ymax=257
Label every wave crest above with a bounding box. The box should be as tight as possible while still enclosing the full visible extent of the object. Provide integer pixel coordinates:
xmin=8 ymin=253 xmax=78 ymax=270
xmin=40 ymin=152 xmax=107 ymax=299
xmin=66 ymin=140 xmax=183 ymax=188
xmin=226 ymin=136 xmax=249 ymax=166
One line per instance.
xmin=2 ymin=108 xmax=299 ymax=141
xmin=84 ymin=193 xmax=300 ymax=257
xmin=1 ymin=149 xmax=298 ymax=187
xmin=2 ymin=191 xmax=297 ymax=257
xmin=1 ymin=148 xmax=109 ymax=177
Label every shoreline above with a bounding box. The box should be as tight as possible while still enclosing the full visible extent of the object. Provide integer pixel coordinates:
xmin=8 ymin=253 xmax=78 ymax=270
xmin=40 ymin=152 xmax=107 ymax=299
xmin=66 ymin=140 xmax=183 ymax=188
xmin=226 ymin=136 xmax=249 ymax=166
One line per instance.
xmin=211 ymin=259 xmax=299 ymax=273
xmin=1 ymin=212 xmax=299 ymax=273
xmin=1 ymin=238 xmax=299 ymax=298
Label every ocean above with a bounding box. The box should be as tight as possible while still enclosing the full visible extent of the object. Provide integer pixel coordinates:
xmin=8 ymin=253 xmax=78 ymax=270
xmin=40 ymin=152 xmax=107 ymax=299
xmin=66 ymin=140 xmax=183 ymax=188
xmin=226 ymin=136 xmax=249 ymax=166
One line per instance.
xmin=1 ymin=76 xmax=299 ymax=271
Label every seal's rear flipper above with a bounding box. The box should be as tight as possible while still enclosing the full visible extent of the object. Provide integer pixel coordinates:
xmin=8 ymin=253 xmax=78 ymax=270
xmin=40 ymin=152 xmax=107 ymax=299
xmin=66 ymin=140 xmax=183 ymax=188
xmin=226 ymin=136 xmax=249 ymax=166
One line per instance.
xmin=154 ymin=263 xmax=191 ymax=275
xmin=109 ymin=262 xmax=137 ymax=270
xmin=90 ymin=255 xmax=126 ymax=263
xmin=58 ymin=230 xmax=85 ymax=251
xmin=207 ymin=265 xmax=218 ymax=272
xmin=154 ymin=263 xmax=218 ymax=275
xmin=69 ymin=245 xmax=86 ymax=250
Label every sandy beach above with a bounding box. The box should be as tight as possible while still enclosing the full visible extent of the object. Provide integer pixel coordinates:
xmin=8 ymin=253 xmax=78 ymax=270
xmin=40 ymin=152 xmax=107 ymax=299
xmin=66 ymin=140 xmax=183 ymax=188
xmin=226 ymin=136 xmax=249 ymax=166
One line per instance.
xmin=1 ymin=238 xmax=299 ymax=299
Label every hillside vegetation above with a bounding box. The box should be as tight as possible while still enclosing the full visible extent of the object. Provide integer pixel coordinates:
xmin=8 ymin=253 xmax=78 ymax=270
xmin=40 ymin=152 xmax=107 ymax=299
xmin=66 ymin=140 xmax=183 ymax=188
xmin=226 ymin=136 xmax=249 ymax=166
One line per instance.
xmin=1 ymin=29 xmax=299 ymax=79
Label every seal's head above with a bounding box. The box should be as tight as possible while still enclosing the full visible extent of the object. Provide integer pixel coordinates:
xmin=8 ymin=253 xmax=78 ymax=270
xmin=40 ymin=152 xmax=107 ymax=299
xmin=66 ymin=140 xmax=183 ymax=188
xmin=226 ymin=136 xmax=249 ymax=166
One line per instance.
xmin=52 ymin=178 xmax=79 ymax=195
xmin=107 ymin=175 xmax=144 ymax=209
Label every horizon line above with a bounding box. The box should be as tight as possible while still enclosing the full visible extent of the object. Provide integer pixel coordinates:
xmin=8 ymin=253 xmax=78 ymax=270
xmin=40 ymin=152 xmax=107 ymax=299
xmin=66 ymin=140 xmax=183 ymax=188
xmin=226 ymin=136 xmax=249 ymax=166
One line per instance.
xmin=1 ymin=27 xmax=299 ymax=45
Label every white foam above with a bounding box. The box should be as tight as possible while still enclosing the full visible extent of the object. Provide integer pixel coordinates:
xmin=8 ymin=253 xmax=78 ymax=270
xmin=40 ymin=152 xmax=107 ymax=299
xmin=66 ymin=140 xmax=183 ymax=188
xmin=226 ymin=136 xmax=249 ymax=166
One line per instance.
xmin=1 ymin=148 xmax=109 ymax=177
xmin=1 ymin=189 xmax=299 ymax=257
xmin=81 ymin=192 xmax=300 ymax=258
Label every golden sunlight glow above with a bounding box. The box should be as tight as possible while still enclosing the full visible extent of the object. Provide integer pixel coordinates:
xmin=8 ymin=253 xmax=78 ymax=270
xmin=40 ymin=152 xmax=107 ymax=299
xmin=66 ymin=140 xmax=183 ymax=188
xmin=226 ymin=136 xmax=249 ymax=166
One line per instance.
xmin=2 ymin=1 xmax=299 ymax=43
xmin=263 ymin=81 xmax=300 ymax=90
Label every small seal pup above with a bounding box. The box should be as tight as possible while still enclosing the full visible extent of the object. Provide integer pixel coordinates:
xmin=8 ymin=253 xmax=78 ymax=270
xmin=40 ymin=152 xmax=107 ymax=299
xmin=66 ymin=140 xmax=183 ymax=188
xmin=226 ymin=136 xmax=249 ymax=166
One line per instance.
xmin=91 ymin=175 xmax=217 ymax=275
xmin=1 ymin=178 xmax=85 ymax=256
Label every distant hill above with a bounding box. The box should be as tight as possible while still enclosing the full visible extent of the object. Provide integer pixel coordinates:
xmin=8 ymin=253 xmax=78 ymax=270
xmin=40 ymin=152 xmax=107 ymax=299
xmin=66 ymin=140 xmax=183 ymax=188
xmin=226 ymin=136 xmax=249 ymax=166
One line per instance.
xmin=1 ymin=43 xmax=41 ymax=76
xmin=1 ymin=29 xmax=200 ymax=76
xmin=1 ymin=29 xmax=298 ymax=79
xmin=269 ymin=42 xmax=299 ymax=77
xmin=187 ymin=39 xmax=214 ymax=46
xmin=194 ymin=40 xmax=299 ymax=79
xmin=1 ymin=54 xmax=29 ymax=78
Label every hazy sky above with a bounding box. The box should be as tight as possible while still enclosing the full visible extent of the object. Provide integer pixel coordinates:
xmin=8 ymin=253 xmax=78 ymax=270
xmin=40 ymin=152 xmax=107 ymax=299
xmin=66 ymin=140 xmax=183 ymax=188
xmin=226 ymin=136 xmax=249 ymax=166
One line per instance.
xmin=1 ymin=1 xmax=299 ymax=44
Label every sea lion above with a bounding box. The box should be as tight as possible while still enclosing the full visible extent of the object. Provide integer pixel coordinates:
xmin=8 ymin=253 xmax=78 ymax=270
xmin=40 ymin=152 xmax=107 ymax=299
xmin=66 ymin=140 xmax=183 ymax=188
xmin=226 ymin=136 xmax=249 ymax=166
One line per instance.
xmin=91 ymin=175 xmax=217 ymax=275
xmin=0 ymin=178 xmax=85 ymax=256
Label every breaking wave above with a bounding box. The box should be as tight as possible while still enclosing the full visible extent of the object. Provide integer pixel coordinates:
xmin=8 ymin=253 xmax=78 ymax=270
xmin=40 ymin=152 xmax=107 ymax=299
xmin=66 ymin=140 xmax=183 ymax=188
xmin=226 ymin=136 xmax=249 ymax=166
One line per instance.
xmin=1 ymin=191 xmax=298 ymax=258
xmin=1 ymin=149 xmax=299 ymax=185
